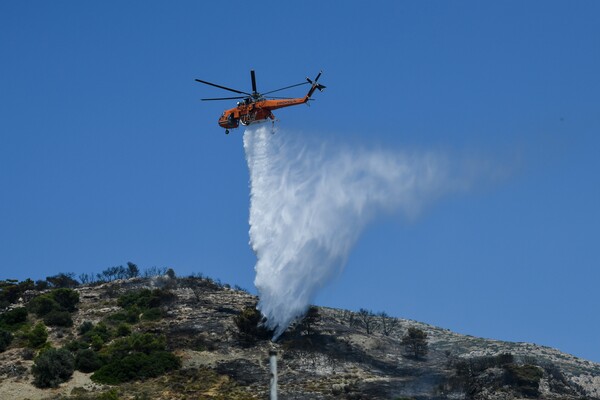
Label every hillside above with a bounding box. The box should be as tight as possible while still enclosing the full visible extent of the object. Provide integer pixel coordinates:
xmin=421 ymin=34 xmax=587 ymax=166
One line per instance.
xmin=0 ymin=275 xmax=599 ymax=399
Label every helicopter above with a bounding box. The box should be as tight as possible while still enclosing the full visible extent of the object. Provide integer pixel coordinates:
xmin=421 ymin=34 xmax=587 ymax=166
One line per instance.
xmin=195 ymin=70 xmax=325 ymax=134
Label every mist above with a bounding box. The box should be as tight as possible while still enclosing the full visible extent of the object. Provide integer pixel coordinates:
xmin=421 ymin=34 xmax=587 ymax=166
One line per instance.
xmin=243 ymin=125 xmax=481 ymax=339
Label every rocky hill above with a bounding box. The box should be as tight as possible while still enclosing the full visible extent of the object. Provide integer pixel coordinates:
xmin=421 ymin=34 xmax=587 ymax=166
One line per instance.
xmin=0 ymin=275 xmax=599 ymax=399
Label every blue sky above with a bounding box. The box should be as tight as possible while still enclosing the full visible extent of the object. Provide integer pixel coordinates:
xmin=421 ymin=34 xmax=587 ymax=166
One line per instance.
xmin=1 ymin=2 xmax=599 ymax=362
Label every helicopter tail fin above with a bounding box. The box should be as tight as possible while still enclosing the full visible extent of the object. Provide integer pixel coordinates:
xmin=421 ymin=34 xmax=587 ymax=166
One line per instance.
xmin=305 ymin=71 xmax=326 ymax=100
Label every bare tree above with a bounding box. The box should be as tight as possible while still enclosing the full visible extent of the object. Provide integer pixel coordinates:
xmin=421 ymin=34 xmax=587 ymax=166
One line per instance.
xmin=126 ymin=262 xmax=139 ymax=278
xmin=377 ymin=311 xmax=399 ymax=336
xmin=78 ymin=273 xmax=92 ymax=285
xmin=357 ymin=308 xmax=378 ymax=334
xmin=298 ymin=306 xmax=320 ymax=336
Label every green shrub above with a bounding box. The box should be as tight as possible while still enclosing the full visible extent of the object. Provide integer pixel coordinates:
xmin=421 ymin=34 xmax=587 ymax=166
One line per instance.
xmin=75 ymin=349 xmax=103 ymax=373
xmin=0 ymin=307 xmax=28 ymax=328
xmin=141 ymin=307 xmax=162 ymax=321
xmin=233 ymin=306 xmax=272 ymax=341
xmin=0 ymin=329 xmax=13 ymax=352
xmin=91 ymin=351 xmax=180 ymax=384
xmin=35 ymin=280 xmax=49 ymax=290
xmin=105 ymin=333 xmax=166 ymax=358
xmin=97 ymin=389 xmax=120 ymax=400
xmin=116 ymin=323 xmax=131 ymax=337
xmin=28 ymin=295 xmax=60 ymax=317
xmin=28 ymin=322 xmax=48 ymax=348
xmin=115 ymin=289 xmax=173 ymax=325
xmin=91 ymin=334 xmax=104 ymax=351
xmin=43 ymin=310 xmax=73 ymax=327
xmin=78 ymin=321 xmax=94 ymax=335
xmin=65 ymin=340 xmax=89 ymax=352
xmin=0 ymin=281 xmax=22 ymax=305
xmin=106 ymin=311 xmax=127 ymax=323
xmin=32 ymin=348 xmax=75 ymax=388
xmin=28 ymin=289 xmax=79 ymax=318
xmin=106 ymin=308 xmax=139 ymax=324
xmin=82 ymin=322 xmax=112 ymax=344
xmin=49 ymin=288 xmax=79 ymax=312
xmin=90 ymin=333 xmax=180 ymax=384
xmin=0 ymin=279 xmax=34 ymax=305
xmin=45 ymin=273 xmax=79 ymax=289
xmin=118 ymin=288 xmax=174 ymax=310
xmin=117 ymin=289 xmax=155 ymax=310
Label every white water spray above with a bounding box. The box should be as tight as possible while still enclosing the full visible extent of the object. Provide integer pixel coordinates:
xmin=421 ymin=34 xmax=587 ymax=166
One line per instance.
xmin=244 ymin=125 xmax=471 ymax=339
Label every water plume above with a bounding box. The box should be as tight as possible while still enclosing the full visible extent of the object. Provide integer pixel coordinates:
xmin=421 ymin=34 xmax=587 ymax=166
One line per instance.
xmin=244 ymin=125 xmax=468 ymax=339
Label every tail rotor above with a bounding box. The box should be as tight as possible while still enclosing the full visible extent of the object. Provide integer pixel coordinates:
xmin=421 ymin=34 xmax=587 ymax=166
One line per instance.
xmin=306 ymin=71 xmax=326 ymax=92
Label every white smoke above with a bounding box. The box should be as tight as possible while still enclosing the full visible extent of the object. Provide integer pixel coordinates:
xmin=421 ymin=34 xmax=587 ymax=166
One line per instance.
xmin=244 ymin=125 xmax=474 ymax=339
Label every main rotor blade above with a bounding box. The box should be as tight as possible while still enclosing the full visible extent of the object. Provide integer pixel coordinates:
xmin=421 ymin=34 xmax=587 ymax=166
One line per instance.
xmin=201 ymin=96 xmax=246 ymax=101
xmin=262 ymin=81 xmax=309 ymax=95
xmin=195 ymin=79 xmax=251 ymax=96
xmin=250 ymin=70 xmax=257 ymax=94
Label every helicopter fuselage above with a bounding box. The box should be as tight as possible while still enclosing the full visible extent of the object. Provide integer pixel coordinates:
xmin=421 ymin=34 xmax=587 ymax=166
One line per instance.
xmin=218 ymin=97 xmax=309 ymax=130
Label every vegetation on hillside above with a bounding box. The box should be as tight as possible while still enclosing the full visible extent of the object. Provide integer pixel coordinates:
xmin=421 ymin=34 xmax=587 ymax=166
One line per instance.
xmin=0 ymin=267 xmax=596 ymax=399
xmin=31 ymin=348 xmax=75 ymax=388
xmin=0 ymin=265 xmax=187 ymax=395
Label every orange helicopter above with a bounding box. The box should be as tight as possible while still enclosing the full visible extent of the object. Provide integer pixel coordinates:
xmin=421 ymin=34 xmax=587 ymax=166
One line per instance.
xmin=196 ymin=70 xmax=325 ymax=134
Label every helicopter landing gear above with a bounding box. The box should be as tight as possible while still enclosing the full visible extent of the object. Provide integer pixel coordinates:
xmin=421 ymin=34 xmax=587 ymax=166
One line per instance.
xmin=225 ymin=129 xmax=229 ymax=135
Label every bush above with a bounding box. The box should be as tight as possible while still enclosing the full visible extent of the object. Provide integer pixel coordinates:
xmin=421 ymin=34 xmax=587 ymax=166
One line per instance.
xmin=297 ymin=306 xmax=320 ymax=336
xmin=141 ymin=307 xmax=162 ymax=321
xmin=117 ymin=289 xmax=155 ymax=309
xmin=28 ymin=289 xmax=79 ymax=318
xmin=0 ymin=307 xmax=28 ymax=328
xmin=0 ymin=279 xmax=34 ymax=306
xmin=166 ymin=268 xmax=176 ymax=279
xmin=97 ymin=389 xmax=120 ymax=400
xmin=21 ymin=347 xmax=35 ymax=360
xmin=46 ymin=273 xmax=79 ymax=288
xmin=32 ymin=348 xmax=75 ymax=388
xmin=234 ymin=306 xmax=272 ymax=341
xmin=0 ymin=281 xmax=22 ymax=305
xmin=118 ymin=288 xmax=174 ymax=311
xmin=78 ymin=321 xmax=94 ymax=335
xmin=455 ymin=353 xmax=515 ymax=376
xmin=504 ymin=364 xmax=543 ymax=398
xmin=28 ymin=322 xmax=48 ymax=348
xmin=0 ymin=329 xmax=13 ymax=352
xmin=81 ymin=322 xmax=112 ymax=344
xmin=401 ymin=327 xmax=428 ymax=359
xmin=92 ymin=351 xmax=180 ymax=384
xmin=90 ymin=333 xmax=180 ymax=384
xmin=75 ymin=349 xmax=103 ymax=373
xmin=116 ymin=323 xmax=131 ymax=337
xmin=105 ymin=333 xmax=166 ymax=358
xmin=28 ymin=295 xmax=60 ymax=317
xmin=107 ymin=307 xmax=140 ymax=324
xmin=91 ymin=334 xmax=104 ymax=351
xmin=49 ymin=288 xmax=79 ymax=312
xmin=115 ymin=289 xmax=173 ymax=325
xmin=35 ymin=280 xmax=49 ymax=290
xmin=65 ymin=340 xmax=89 ymax=352
xmin=43 ymin=310 xmax=73 ymax=327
